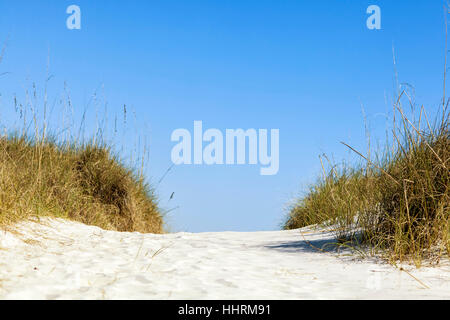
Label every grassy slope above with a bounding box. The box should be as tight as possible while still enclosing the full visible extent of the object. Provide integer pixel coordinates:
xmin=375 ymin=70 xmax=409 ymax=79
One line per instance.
xmin=0 ymin=135 xmax=163 ymax=234
xmin=285 ymin=101 xmax=449 ymax=264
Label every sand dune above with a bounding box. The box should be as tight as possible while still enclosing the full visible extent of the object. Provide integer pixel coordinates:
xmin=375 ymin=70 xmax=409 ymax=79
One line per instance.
xmin=0 ymin=218 xmax=448 ymax=299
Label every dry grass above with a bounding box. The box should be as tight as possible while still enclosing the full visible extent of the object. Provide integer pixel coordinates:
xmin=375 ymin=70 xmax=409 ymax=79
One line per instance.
xmin=0 ymin=135 xmax=163 ymax=233
xmin=285 ymin=98 xmax=449 ymax=265
xmin=285 ymin=13 xmax=450 ymax=264
xmin=0 ymin=47 xmax=163 ymax=234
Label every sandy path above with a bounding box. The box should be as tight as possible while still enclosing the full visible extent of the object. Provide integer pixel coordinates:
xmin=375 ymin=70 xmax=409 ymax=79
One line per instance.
xmin=0 ymin=218 xmax=448 ymax=299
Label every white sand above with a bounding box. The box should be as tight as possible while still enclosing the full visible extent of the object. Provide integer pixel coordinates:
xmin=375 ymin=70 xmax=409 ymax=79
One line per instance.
xmin=0 ymin=218 xmax=448 ymax=300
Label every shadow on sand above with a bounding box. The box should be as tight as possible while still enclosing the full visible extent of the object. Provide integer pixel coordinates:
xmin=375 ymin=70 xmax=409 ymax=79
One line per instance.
xmin=264 ymin=232 xmax=341 ymax=254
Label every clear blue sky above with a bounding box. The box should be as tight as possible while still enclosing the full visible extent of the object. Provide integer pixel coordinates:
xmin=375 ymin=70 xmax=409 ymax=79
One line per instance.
xmin=0 ymin=1 xmax=446 ymax=232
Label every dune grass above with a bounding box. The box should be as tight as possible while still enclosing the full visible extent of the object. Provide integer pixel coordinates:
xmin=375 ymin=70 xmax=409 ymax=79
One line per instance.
xmin=0 ymin=134 xmax=163 ymax=233
xmin=285 ymin=96 xmax=449 ymax=264
xmin=0 ymin=51 xmax=163 ymax=234
xmin=286 ymin=14 xmax=450 ymax=266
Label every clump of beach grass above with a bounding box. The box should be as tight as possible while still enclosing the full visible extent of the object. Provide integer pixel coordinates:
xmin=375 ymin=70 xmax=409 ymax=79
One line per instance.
xmin=285 ymin=96 xmax=449 ymax=265
xmin=0 ymin=132 xmax=163 ymax=234
xmin=0 ymin=52 xmax=163 ymax=234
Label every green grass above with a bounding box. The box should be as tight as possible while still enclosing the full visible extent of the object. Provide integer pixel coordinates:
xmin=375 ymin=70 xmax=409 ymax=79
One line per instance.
xmin=285 ymin=97 xmax=449 ymax=265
